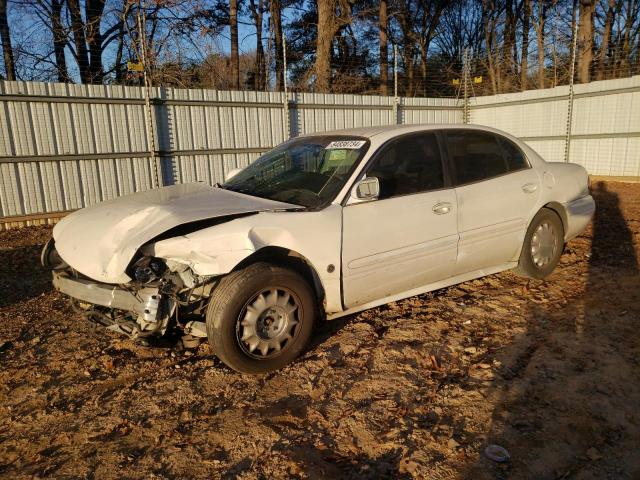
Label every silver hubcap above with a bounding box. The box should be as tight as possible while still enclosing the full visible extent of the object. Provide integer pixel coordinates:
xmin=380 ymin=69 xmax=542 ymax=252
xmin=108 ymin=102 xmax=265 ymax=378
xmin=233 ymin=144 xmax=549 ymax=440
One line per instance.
xmin=237 ymin=288 xmax=299 ymax=358
xmin=531 ymin=221 xmax=558 ymax=267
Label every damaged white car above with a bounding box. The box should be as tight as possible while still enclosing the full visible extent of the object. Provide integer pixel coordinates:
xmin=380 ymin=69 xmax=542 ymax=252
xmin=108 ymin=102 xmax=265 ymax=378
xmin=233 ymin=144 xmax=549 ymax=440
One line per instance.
xmin=43 ymin=125 xmax=595 ymax=373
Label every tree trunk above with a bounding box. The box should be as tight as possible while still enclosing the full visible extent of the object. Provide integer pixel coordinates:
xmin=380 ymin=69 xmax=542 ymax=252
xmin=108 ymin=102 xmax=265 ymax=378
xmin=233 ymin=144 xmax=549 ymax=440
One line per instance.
xmin=114 ymin=2 xmax=130 ymax=84
xmin=270 ymin=0 xmax=284 ymax=90
xmin=482 ymin=0 xmax=497 ymax=94
xmin=418 ymin=3 xmax=444 ymax=97
xmin=316 ymin=0 xmax=336 ymax=92
xmin=249 ymin=0 xmax=265 ymax=90
xmin=51 ymin=0 xmax=69 ymax=83
xmin=620 ymin=0 xmax=634 ymax=75
xmin=577 ymin=0 xmax=594 ymax=83
xmin=379 ymin=0 xmax=388 ymax=95
xmin=521 ymin=0 xmax=530 ymax=90
xmin=404 ymin=46 xmax=414 ymax=96
xmin=503 ymin=0 xmax=516 ymax=91
xmin=420 ymin=44 xmax=427 ymax=96
xmin=86 ymin=0 xmax=106 ymax=84
xmin=68 ymin=0 xmax=90 ymax=83
xmin=534 ymin=0 xmax=546 ymax=88
xmin=398 ymin=0 xmax=415 ymax=96
xmin=596 ymin=0 xmax=616 ymax=80
xmin=0 ymin=0 xmax=16 ymax=80
xmin=230 ymin=0 xmax=239 ymax=89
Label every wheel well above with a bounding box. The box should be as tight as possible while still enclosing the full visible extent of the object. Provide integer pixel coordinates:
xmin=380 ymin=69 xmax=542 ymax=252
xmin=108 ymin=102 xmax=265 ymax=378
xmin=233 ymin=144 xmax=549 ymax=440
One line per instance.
xmin=543 ymin=202 xmax=567 ymax=237
xmin=233 ymin=246 xmax=326 ymax=307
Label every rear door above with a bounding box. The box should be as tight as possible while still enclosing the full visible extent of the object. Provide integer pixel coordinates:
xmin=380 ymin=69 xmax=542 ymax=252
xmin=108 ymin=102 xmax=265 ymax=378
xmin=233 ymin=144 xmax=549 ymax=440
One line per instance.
xmin=341 ymin=132 xmax=459 ymax=309
xmin=443 ymin=130 xmax=541 ymax=273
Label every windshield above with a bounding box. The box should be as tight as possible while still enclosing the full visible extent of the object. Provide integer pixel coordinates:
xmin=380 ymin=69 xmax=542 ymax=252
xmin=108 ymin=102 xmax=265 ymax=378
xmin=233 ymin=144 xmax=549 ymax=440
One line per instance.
xmin=222 ymin=136 xmax=370 ymax=208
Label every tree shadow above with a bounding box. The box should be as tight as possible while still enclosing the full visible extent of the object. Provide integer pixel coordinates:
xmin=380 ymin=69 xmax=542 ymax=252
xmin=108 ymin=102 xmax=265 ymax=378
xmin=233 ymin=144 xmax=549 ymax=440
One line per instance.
xmin=220 ymin=393 xmax=411 ymax=479
xmin=464 ymin=181 xmax=640 ymax=479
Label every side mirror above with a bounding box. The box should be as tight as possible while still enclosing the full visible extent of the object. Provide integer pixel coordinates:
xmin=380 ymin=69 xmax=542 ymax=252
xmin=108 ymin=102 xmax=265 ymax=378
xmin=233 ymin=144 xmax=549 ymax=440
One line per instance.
xmin=354 ymin=176 xmax=380 ymax=201
xmin=226 ymin=167 xmax=243 ymax=181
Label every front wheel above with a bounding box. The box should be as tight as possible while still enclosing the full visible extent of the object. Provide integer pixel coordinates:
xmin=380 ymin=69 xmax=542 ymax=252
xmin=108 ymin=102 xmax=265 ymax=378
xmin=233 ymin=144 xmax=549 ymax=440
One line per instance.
xmin=514 ymin=208 xmax=564 ymax=279
xmin=205 ymin=262 xmax=316 ymax=374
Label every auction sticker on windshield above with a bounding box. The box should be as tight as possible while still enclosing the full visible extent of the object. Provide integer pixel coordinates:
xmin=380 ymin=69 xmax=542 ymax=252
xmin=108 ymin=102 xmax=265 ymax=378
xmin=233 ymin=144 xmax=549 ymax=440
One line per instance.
xmin=326 ymin=140 xmax=367 ymax=149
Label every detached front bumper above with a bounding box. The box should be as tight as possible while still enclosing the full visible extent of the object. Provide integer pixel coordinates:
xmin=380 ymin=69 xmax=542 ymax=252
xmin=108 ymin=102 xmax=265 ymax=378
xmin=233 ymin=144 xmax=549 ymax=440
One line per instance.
xmin=52 ymin=271 xmax=162 ymax=324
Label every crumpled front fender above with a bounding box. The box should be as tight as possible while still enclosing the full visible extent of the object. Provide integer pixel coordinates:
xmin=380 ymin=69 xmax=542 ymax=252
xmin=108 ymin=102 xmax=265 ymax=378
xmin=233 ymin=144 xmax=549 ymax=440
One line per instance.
xmin=144 ymin=207 xmax=344 ymax=313
xmin=146 ymin=225 xmax=299 ymax=276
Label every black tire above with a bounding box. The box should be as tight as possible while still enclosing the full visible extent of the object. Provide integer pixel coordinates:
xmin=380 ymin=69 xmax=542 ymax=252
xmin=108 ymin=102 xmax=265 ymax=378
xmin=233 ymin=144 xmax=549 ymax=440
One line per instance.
xmin=514 ymin=208 xmax=564 ymax=279
xmin=205 ymin=262 xmax=316 ymax=374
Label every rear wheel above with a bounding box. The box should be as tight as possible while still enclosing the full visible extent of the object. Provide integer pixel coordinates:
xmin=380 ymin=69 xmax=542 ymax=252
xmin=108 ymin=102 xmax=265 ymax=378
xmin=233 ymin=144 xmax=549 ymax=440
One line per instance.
xmin=205 ymin=262 xmax=316 ymax=374
xmin=514 ymin=208 xmax=564 ymax=279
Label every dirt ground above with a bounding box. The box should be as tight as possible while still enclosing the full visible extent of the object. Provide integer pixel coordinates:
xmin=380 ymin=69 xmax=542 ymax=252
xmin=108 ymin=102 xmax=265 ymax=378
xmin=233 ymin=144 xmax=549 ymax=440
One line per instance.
xmin=1 ymin=180 xmax=639 ymax=480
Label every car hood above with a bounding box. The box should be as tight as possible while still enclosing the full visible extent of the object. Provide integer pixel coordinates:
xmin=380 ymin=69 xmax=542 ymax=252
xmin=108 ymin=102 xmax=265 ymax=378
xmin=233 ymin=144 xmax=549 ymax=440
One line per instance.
xmin=53 ymin=183 xmax=300 ymax=284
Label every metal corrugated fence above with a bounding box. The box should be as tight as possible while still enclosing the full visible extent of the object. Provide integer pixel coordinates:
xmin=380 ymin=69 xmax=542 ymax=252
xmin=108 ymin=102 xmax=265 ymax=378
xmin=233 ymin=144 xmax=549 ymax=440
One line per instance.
xmin=0 ymin=82 xmax=461 ymax=223
xmin=470 ymin=75 xmax=640 ymax=175
xmin=0 ymin=76 xmax=638 ymax=227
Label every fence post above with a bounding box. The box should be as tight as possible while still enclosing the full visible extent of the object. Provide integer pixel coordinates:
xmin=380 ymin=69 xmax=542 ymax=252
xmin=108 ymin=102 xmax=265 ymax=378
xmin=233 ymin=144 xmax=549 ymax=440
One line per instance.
xmin=462 ymin=48 xmax=470 ymax=124
xmin=564 ymin=21 xmax=579 ymax=163
xmin=393 ymin=44 xmax=400 ymax=124
xmin=136 ymin=1 xmax=162 ymax=188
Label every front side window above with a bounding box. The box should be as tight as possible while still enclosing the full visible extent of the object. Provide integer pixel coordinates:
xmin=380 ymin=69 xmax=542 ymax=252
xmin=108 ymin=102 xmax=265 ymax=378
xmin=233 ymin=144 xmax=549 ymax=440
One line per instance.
xmin=223 ymin=136 xmax=369 ymax=208
xmin=366 ymin=133 xmax=444 ymax=200
xmin=445 ymin=130 xmax=508 ymax=185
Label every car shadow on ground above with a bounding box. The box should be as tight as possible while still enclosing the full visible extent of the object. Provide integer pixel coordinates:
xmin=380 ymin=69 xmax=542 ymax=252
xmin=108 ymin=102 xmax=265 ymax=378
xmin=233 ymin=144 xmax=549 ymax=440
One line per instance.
xmin=464 ymin=181 xmax=640 ymax=479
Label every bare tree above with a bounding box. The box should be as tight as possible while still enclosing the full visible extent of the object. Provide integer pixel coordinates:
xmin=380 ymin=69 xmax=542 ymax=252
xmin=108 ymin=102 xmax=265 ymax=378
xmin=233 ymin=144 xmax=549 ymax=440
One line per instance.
xmin=85 ymin=0 xmax=106 ymax=83
xmin=230 ymin=0 xmax=239 ymax=89
xmin=416 ymin=1 xmax=446 ymax=96
xmin=532 ymin=0 xmax=549 ymax=88
xmin=316 ymin=0 xmax=335 ymax=92
xmin=577 ymin=0 xmax=594 ymax=83
xmin=0 ymin=0 xmax=16 ymax=80
xmin=316 ymin=0 xmax=353 ymax=92
xmin=270 ymin=0 xmax=284 ymax=90
xmin=379 ymin=0 xmax=388 ymax=95
xmin=67 ymin=0 xmax=90 ymax=82
xmin=397 ymin=0 xmax=416 ymax=95
xmin=248 ymin=0 xmax=265 ymax=89
xmin=482 ymin=0 xmax=501 ymax=94
xmin=596 ymin=0 xmax=616 ymax=80
xmin=50 ymin=0 xmax=69 ymax=82
xmin=521 ymin=0 xmax=530 ymax=90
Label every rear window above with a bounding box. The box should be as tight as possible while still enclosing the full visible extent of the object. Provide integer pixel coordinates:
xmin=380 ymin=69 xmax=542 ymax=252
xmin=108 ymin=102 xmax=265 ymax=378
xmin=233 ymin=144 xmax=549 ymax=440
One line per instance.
xmin=498 ymin=136 xmax=529 ymax=171
xmin=445 ymin=130 xmax=508 ymax=185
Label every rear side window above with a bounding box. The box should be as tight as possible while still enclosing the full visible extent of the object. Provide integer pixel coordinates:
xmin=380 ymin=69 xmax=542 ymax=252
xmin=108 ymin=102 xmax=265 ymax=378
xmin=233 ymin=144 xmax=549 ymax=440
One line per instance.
xmin=498 ymin=136 xmax=529 ymax=171
xmin=445 ymin=130 xmax=507 ymax=185
xmin=367 ymin=133 xmax=444 ymax=199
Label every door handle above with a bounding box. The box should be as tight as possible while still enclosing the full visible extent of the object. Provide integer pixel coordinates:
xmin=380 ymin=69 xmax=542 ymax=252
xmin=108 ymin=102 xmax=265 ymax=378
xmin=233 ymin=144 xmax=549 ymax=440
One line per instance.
xmin=522 ymin=182 xmax=538 ymax=193
xmin=432 ymin=202 xmax=452 ymax=215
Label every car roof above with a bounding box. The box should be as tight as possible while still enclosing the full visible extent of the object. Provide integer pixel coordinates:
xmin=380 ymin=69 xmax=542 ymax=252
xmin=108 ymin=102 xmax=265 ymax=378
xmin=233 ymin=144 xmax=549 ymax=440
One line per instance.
xmin=301 ymin=123 xmax=513 ymax=142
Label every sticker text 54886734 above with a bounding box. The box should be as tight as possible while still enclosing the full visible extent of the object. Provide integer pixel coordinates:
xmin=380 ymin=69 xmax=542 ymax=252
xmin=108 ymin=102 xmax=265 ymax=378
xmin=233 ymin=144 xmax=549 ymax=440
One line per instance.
xmin=326 ymin=140 xmax=367 ymax=149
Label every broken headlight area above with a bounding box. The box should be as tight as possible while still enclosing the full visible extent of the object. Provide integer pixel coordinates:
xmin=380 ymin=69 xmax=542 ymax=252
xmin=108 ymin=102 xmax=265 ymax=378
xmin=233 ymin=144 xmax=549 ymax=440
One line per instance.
xmin=40 ymin=238 xmax=68 ymax=270
xmin=53 ymin=269 xmax=177 ymax=339
xmin=51 ymin=256 xmax=216 ymax=346
xmin=128 ymin=256 xmax=167 ymax=285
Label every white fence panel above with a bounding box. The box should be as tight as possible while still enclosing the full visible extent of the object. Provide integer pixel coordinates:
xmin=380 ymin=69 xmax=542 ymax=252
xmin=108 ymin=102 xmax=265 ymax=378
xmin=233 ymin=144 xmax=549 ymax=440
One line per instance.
xmin=1 ymin=76 xmax=637 ymax=224
xmin=292 ymin=93 xmax=396 ymax=136
xmin=470 ymin=75 xmax=640 ymax=174
xmin=401 ymin=97 xmax=462 ymax=125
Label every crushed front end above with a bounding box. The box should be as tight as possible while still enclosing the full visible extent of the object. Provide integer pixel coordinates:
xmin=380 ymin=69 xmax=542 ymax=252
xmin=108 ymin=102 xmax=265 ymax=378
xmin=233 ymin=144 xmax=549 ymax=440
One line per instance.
xmin=42 ymin=238 xmax=213 ymax=344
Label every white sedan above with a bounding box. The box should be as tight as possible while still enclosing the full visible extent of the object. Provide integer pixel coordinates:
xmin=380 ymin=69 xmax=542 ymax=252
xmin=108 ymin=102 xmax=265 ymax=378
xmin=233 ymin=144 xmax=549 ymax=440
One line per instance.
xmin=44 ymin=124 xmax=595 ymax=373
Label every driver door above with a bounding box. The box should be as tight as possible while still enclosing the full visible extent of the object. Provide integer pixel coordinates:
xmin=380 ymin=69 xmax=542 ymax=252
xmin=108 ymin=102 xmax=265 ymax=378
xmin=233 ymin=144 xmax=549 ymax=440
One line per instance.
xmin=341 ymin=132 xmax=459 ymax=309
